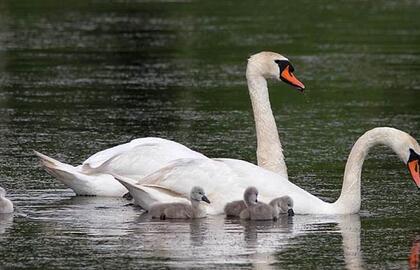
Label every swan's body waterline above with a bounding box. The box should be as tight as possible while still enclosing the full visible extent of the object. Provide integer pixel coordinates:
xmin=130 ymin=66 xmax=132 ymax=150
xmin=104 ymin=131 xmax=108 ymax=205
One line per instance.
xmin=0 ymin=187 xmax=14 ymax=214
xmin=116 ymin=127 xmax=420 ymax=215
xmin=35 ymin=51 xmax=305 ymax=196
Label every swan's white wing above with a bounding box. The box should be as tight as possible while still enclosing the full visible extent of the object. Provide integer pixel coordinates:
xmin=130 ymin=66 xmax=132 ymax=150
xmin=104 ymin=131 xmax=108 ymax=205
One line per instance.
xmin=35 ymin=138 xmax=208 ymax=197
xmin=82 ymin=137 xmax=207 ymax=179
xmin=139 ymin=158 xmax=333 ymax=215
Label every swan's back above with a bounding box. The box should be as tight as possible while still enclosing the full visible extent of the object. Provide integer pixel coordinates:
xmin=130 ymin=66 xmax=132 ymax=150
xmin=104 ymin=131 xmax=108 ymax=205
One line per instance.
xmin=82 ymin=137 xmax=207 ymax=178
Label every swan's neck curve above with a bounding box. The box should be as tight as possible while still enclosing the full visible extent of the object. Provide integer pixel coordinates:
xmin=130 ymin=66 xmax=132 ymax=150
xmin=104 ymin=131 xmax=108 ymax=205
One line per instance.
xmin=333 ymin=128 xmax=406 ymax=213
xmin=246 ymin=63 xmax=288 ymax=179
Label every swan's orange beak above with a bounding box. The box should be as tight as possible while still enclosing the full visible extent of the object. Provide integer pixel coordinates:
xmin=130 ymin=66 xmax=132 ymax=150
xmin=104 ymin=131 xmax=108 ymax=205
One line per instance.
xmin=408 ymin=149 xmax=420 ymax=189
xmin=280 ymin=65 xmax=305 ymax=92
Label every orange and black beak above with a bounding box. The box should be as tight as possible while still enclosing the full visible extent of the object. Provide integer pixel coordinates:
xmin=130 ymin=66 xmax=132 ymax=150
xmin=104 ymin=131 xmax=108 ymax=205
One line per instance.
xmin=275 ymin=60 xmax=305 ymax=92
xmin=407 ymin=149 xmax=420 ymax=189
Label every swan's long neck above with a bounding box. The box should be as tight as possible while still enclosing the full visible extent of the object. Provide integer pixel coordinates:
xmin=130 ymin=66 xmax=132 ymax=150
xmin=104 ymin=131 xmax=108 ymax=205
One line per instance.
xmin=246 ymin=64 xmax=287 ymax=179
xmin=333 ymin=128 xmax=406 ymax=213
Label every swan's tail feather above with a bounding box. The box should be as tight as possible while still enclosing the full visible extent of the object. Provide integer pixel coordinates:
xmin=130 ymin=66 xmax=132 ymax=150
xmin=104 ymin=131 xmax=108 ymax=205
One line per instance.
xmin=34 ymin=150 xmax=93 ymax=195
xmin=43 ymin=166 xmax=87 ymax=192
xmin=34 ymin=151 xmax=128 ymax=197
xmin=34 ymin=150 xmax=63 ymax=168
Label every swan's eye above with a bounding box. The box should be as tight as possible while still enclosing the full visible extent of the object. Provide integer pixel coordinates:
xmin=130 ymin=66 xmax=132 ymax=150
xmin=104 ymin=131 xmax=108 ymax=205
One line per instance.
xmin=274 ymin=59 xmax=290 ymax=72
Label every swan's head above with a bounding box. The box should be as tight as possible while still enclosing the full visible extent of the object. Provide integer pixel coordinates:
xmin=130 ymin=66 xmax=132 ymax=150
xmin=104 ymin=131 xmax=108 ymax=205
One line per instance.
xmin=190 ymin=186 xmax=210 ymax=204
xmin=243 ymin=186 xmax=259 ymax=206
xmin=407 ymin=149 xmax=420 ymax=189
xmin=247 ymin=51 xmax=305 ymax=91
xmin=0 ymin=187 xmax=6 ymax=198
xmin=384 ymin=128 xmax=420 ymax=188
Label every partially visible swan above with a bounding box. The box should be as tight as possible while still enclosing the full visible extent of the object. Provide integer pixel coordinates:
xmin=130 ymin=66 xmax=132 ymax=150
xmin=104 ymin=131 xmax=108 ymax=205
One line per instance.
xmin=115 ymin=127 xmax=420 ymax=215
xmin=35 ymin=51 xmax=305 ymax=196
xmin=239 ymin=186 xmax=277 ymax=221
xmin=0 ymin=187 xmax=13 ymax=214
xmin=149 ymin=186 xmax=210 ymax=219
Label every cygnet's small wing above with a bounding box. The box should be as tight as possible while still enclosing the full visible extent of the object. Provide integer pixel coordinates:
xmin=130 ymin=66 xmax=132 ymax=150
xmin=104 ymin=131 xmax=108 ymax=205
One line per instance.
xmin=224 ymin=200 xmax=246 ymax=217
xmin=239 ymin=208 xmax=250 ymax=220
xmin=150 ymin=202 xmax=192 ymax=219
xmin=165 ymin=203 xmax=193 ymax=219
xmin=250 ymin=203 xmax=276 ymax=220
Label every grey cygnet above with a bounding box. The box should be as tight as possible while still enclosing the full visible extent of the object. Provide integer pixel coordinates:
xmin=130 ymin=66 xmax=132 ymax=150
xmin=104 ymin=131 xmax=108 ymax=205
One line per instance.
xmin=224 ymin=190 xmax=294 ymax=218
xmin=269 ymin=196 xmax=294 ymax=216
xmin=149 ymin=186 xmax=210 ymax=219
xmin=239 ymin=186 xmax=277 ymax=221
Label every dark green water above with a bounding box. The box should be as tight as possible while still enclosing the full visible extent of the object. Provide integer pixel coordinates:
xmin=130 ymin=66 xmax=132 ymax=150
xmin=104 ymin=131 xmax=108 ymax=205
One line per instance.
xmin=0 ymin=0 xmax=419 ymax=269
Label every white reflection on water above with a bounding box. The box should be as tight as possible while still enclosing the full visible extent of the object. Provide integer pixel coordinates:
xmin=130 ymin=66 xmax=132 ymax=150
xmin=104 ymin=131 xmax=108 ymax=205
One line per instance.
xmin=5 ymin=189 xmax=365 ymax=269
xmin=0 ymin=213 xmax=13 ymax=234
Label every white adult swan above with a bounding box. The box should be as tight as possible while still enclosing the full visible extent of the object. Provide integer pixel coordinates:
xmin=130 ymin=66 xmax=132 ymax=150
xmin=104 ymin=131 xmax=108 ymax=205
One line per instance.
xmin=35 ymin=51 xmax=305 ymax=196
xmin=115 ymin=127 xmax=420 ymax=215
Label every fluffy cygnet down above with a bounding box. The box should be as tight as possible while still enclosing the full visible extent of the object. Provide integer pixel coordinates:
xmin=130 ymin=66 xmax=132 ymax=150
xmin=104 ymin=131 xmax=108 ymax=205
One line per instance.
xmin=0 ymin=187 xmax=14 ymax=214
xmin=224 ymin=193 xmax=294 ymax=218
xmin=224 ymin=200 xmax=246 ymax=217
xmin=239 ymin=186 xmax=277 ymax=221
xmin=149 ymin=186 xmax=210 ymax=219
xmin=269 ymin=196 xmax=294 ymax=217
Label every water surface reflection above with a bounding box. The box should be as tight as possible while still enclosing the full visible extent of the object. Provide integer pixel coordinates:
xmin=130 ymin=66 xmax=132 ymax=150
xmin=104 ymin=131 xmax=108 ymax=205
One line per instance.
xmin=1 ymin=190 xmax=369 ymax=269
xmin=0 ymin=213 xmax=13 ymax=234
xmin=0 ymin=0 xmax=419 ymax=268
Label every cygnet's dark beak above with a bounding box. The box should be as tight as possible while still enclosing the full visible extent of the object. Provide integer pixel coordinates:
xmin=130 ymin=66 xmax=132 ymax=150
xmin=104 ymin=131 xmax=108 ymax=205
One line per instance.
xmin=288 ymin=208 xmax=295 ymax=216
xmin=202 ymin=195 xmax=211 ymax=204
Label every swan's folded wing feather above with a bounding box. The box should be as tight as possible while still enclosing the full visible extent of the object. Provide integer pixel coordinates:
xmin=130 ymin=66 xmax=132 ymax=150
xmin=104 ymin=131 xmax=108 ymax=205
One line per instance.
xmin=81 ymin=138 xmax=207 ymax=178
xmin=141 ymin=184 xmax=188 ymax=199
xmin=113 ymin=174 xmax=188 ymax=210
